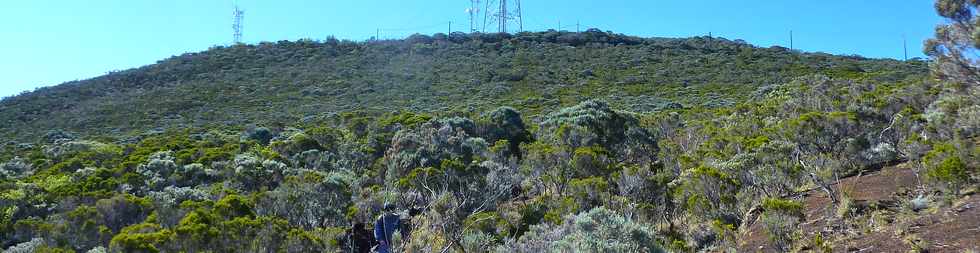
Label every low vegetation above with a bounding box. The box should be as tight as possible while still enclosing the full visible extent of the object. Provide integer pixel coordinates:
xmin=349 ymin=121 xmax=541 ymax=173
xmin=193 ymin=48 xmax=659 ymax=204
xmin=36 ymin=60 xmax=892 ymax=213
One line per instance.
xmin=1 ymin=0 xmax=977 ymax=252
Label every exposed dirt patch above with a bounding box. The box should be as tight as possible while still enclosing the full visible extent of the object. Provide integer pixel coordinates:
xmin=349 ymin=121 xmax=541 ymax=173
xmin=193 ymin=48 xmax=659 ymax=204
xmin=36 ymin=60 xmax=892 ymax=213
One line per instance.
xmin=736 ymin=165 xmax=980 ymax=252
xmin=844 ymin=195 xmax=980 ymax=252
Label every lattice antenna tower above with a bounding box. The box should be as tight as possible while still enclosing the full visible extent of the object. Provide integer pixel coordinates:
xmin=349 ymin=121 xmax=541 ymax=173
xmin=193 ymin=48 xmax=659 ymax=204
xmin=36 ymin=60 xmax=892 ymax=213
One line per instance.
xmin=467 ymin=0 xmax=481 ymax=32
xmin=483 ymin=0 xmax=522 ymax=33
xmin=233 ymin=5 xmax=245 ymax=44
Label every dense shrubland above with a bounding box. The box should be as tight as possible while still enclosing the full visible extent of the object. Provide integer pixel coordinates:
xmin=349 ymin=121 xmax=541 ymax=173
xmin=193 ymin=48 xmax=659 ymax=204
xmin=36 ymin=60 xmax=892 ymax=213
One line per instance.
xmin=1 ymin=1 xmax=978 ymax=252
xmin=2 ymin=67 xmax=975 ymax=251
xmin=0 ymin=28 xmax=925 ymax=142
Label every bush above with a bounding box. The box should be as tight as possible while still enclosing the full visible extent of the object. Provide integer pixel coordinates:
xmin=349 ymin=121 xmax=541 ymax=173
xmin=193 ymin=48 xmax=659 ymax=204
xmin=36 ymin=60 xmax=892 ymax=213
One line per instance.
xmin=232 ymin=154 xmax=285 ymax=191
xmin=243 ymin=126 xmax=274 ymax=145
xmin=256 ymin=171 xmax=353 ymax=229
xmin=136 ymin=151 xmax=179 ymax=191
xmin=4 ymin=238 xmax=45 ymax=253
xmin=497 ymin=207 xmax=664 ymax=253
xmin=109 ymin=222 xmax=174 ymax=253
xmin=923 ymin=142 xmax=972 ymax=194
xmin=760 ymin=198 xmax=803 ymax=251
xmin=147 ymin=186 xmax=210 ymax=227
xmin=0 ymin=156 xmax=32 ymax=179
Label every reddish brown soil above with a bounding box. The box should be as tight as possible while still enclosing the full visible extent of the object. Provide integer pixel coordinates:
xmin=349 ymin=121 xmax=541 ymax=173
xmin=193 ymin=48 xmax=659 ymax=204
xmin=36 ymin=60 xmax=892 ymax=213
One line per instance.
xmin=737 ymin=165 xmax=980 ymax=252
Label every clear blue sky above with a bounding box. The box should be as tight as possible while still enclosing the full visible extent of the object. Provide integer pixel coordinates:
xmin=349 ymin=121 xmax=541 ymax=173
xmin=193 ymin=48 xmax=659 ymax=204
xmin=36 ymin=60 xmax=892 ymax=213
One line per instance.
xmin=0 ymin=0 xmax=942 ymax=98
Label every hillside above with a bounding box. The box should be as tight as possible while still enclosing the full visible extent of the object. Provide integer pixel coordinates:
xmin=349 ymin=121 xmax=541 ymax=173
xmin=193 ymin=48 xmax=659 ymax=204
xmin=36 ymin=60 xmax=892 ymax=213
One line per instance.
xmin=0 ymin=30 xmax=926 ymax=141
xmin=2 ymin=27 xmax=976 ymax=253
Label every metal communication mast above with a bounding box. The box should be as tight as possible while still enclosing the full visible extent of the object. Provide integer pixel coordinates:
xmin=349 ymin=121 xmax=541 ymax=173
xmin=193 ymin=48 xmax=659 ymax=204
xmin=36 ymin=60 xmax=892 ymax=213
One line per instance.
xmin=483 ymin=0 xmax=522 ymax=33
xmin=233 ymin=5 xmax=244 ymax=44
xmin=467 ymin=0 xmax=481 ymax=32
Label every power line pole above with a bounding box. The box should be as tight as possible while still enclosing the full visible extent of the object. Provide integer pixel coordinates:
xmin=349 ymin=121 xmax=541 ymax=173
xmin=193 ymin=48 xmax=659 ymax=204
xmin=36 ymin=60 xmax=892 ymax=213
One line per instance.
xmin=232 ymin=5 xmax=244 ymax=44
xmin=449 ymin=21 xmax=452 ymax=34
xmin=576 ymin=20 xmax=580 ymax=33
xmin=376 ymin=28 xmax=380 ymax=40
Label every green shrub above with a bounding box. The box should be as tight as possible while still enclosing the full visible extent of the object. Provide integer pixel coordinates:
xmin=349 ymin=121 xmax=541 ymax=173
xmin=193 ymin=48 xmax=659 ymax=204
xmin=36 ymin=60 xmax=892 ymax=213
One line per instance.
xmin=497 ymin=207 xmax=664 ymax=253
xmin=760 ymin=198 xmax=803 ymax=251
xmin=923 ymin=143 xmax=972 ymax=194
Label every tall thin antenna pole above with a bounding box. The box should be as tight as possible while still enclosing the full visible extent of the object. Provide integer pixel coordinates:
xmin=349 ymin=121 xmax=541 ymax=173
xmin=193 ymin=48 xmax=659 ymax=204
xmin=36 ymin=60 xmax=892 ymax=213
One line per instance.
xmin=903 ymin=34 xmax=908 ymax=61
xmin=376 ymin=28 xmax=380 ymax=40
xmin=708 ymin=32 xmax=712 ymax=49
xmin=576 ymin=20 xmax=580 ymax=33
xmin=790 ymin=30 xmax=794 ymax=51
xmin=233 ymin=5 xmax=244 ymax=44
xmin=449 ymin=21 xmax=452 ymax=34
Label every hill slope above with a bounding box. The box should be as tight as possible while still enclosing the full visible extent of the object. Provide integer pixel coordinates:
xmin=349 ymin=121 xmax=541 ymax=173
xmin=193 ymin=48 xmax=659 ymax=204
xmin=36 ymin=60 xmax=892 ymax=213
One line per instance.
xmin=0 ymin=30 xmax=926 ymax=141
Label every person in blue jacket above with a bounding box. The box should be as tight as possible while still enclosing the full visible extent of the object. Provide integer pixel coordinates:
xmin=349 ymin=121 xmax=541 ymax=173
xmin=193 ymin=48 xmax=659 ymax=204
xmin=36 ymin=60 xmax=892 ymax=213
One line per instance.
xmin=374 ymin=203 xmax=401 ymax=253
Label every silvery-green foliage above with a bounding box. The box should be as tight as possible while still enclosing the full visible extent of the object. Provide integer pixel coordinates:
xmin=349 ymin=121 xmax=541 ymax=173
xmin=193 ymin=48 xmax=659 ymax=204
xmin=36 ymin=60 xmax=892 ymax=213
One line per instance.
xmin=384 ymin=117 xmax=483 ymax=181
xmin=541 ymin=100 xmax=657 ymax=159
xmin=460 ymin=232 xmax=496 ymax=253
xmin=954 ymin=104 xmax=980 ymax=137
xmin=761 ymin=211 xmax=801 ymax=251
xmin=541 ymin=100 xmax=635 ymax=147
xmin=257 ymin=170 xmax=354 ymax=229
xmin=148 ymin=186 xmax=210 ymax=227
xmin=863 ymin=142 xmax=898 ymax=165
xmin=43 ymin=140 xmax=108 ymax=159
xmin=925 ymin=0 xmax=979 ymax=86
xmin=73 ymin=167 xmax=98 ymax=179
xmin=296 ymin=149 xmax=324 ymax=170
xmin=44 ymin=129 xmax=76 ymax=143
xmin=437 ymin=117 xmax=477 ymax=134
xmin=497 ymin=207 xmax=664 ymax=253
xmin=232 ymin=154 xmax=286 ymax=191
xmin=0 ymin=156 xmax=32 ymax=179
xmin=4 ymin=238 xmax=44 ymax=253
xmin=171 ymin=163 xmax=213 ymax=186
xmin=262 ymin=159 xmax=288 ymax=174
xmin=482 ymin=160 xmax=520 ymax=197
xmin=86 ymin=246 xmax=108 ymax=253
xmin=909 ymin=195 xmax=930 ymax=212
xmin=464 ymin=137 xmax=490 ymax=158
xmin=136 ymin=151 xmax=178 ymax=191
xmin=924 ymin=93 xmax=978 ymax=139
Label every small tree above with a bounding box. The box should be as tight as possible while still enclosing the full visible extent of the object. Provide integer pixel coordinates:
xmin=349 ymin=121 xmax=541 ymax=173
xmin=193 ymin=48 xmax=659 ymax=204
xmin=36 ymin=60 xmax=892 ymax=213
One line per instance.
xmin=925 ymin=0 xmax=979 ymax=86
xmin=781 ymin=111 xmax=863 ymax=205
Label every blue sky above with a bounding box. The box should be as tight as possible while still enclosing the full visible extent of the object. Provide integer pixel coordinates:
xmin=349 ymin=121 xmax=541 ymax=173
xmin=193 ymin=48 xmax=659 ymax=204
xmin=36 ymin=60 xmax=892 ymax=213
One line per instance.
xmin=0 ymin=0 xmax=942 ymax=98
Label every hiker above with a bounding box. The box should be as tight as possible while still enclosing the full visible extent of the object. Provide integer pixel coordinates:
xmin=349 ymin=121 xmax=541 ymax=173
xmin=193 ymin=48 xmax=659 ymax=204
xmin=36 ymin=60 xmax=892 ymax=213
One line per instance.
xmin=339 ymin=222 xmax=375 ymax=253
xmin=373 ymin=203 xmax=401 ymax=253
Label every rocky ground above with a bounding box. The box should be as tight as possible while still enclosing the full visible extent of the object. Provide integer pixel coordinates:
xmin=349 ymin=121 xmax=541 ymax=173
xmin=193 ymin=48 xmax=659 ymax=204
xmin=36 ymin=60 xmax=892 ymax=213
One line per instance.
xmin=738 ymin=164 xmax=979 ymax=252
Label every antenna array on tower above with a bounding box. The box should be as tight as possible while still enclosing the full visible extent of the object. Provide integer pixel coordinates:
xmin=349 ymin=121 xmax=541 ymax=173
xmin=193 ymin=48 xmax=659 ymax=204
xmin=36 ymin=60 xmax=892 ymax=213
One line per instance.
xmin=233 ymin=5 xmax=245 ymax=44
xmin=483 ymin=0 xmax=522 ymax=33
